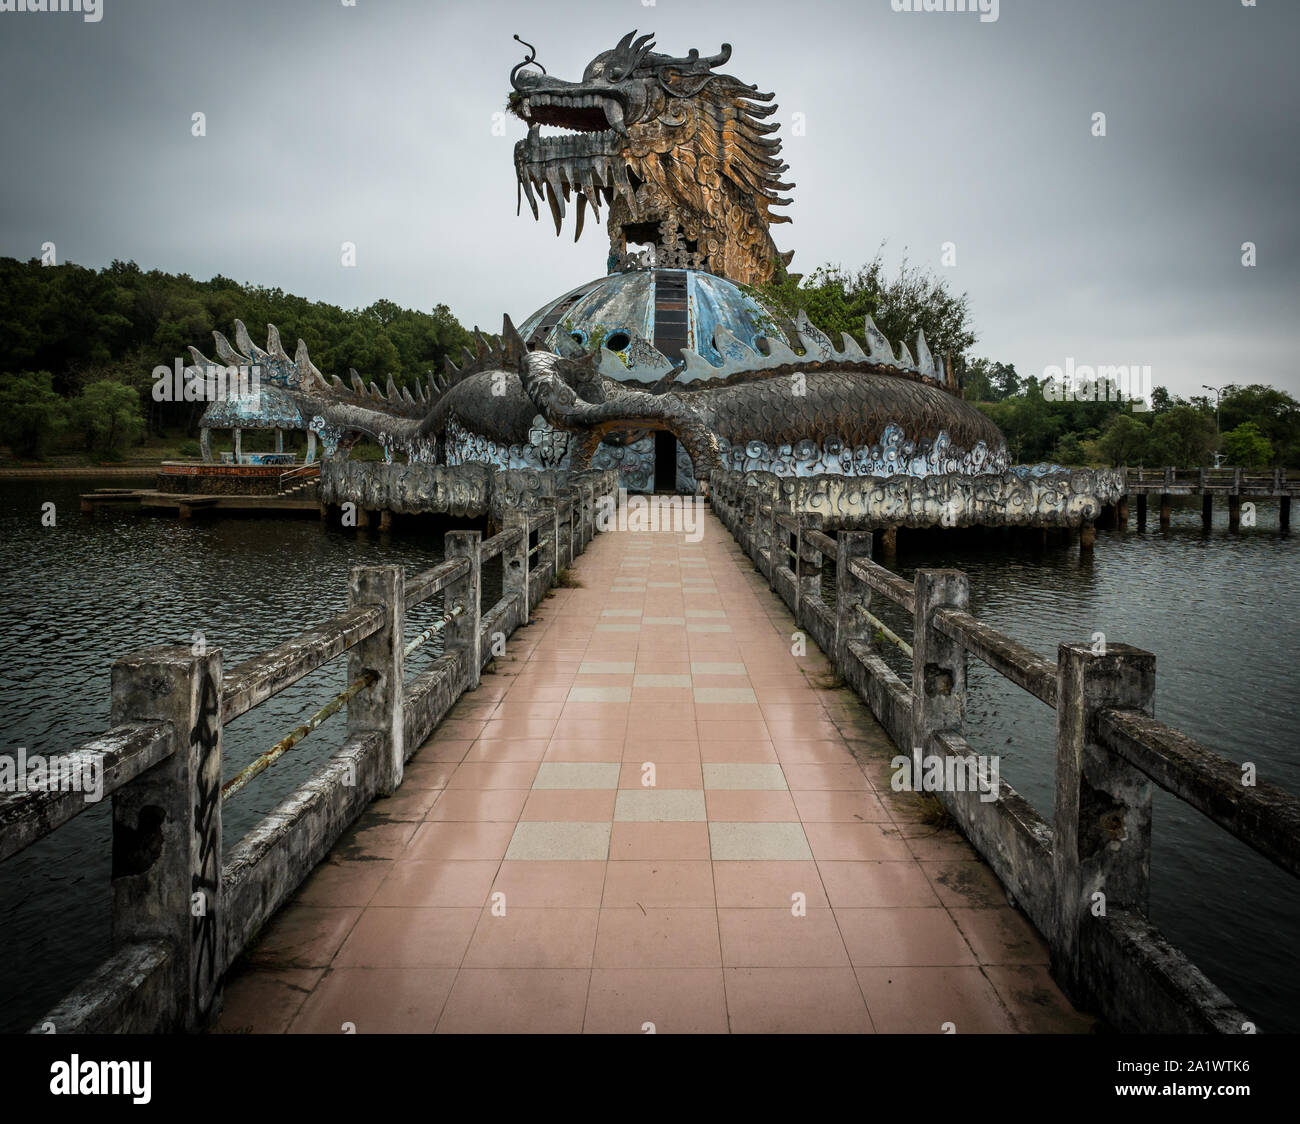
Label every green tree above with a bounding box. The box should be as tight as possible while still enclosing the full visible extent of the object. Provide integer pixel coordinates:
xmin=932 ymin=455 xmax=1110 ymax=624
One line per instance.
xmin=1054 ymin=433 xmax=1087 ymax=466
xmin=1218 ymin=385 xmax=1299 ymax=464
xmin=1096 ymin=414 xmax=1150 ymax=466
xmin=0 ymin=370 xmax=67 ymax=459
xmin=750 ymin=248 xmax=976 ymax=370
xmin=70 ymin=379 xmax=144 ymax=458
xmin=1146 ymin=405 xmax=1216 ymax=468
xmin=1221 ymin=421 xmax=1273 ymax=468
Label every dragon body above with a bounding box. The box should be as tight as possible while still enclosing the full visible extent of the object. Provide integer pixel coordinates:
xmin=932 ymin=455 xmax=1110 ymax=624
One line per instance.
xmin=194 ymin=32 xmax=1010 ymax=490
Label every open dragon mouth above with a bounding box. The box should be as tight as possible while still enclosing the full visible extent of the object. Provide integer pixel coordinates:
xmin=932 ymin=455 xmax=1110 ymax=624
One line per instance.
xmin=514 ymin=92 xmax=638 ymax=239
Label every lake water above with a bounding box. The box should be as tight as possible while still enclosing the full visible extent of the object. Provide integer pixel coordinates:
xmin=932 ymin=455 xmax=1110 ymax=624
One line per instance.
xmin=1 ymin=477 xmax=1296 ymax=1033
xmin=0 ymin=476 xmax=459 ymax=1031
xmin=867 ymin=500 xmax=1300 ymax=1034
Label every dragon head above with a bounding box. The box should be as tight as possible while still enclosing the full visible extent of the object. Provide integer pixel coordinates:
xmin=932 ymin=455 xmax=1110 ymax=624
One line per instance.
xmin=509 ymin=30 xmax=794 ymax=285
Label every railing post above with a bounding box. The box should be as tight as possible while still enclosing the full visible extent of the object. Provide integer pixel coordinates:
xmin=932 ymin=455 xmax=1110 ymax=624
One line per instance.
xmin=766 ymin=496 xmax=782 ymax=589
xmin=536 ymin=503 xmax=557 ymax=584
xmin=835 ymin=530 xmax=873 ymax=666
xmin=794 ymin=512 xmax=823 ymax=618
xmin=910 ymin=570 xmax=969 ymax=780
xmin=503 ymin=509 xmax=531 ymax=625
xmin=445 ymin=531 xmax=483 ymax=690
xmin=109 ymin=643 xmax=223 ymax=1032
xmin=1053 ymin=643 xmax=1155 ymax=1000
xmin=553 ymin=498 xmax=568 ymax=576
xmin=583 ymin=480 xmax=596 ymax=547
xmin=347 ymin=564 xmax=405 ymax=793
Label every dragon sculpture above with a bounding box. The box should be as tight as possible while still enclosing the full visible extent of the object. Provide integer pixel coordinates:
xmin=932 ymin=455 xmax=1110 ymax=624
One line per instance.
xmin=192 ymin=31 xmax=1010 ymax=489
xmin=509 ymin=30 xmax=793 ymax=286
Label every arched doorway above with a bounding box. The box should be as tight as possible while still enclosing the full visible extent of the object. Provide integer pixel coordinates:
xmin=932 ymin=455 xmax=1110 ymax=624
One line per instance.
xmin=653 ymin=431 xmax=679 ymax=493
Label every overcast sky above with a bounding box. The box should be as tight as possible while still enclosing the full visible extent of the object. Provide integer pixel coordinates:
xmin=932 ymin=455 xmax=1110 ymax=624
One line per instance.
xmin=1 ymin=0 xmax=1295 ymax=399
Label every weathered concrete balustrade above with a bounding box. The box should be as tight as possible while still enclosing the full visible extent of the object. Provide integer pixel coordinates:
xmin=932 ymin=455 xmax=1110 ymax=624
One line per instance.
xmin=0 ymin=470 xmax=617 ymax=1033
xmin=710 ymin=467 xmax=1300 ymax=1034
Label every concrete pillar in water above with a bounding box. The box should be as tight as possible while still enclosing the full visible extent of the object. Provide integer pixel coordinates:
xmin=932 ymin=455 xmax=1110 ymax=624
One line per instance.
xmin=880 ymin=525 xmax=898 ymax=561
xmin=1228 ymin=494 xmax=1241 ymax=532
xmin=1080 ymin=520 xmax=1096 ymax=552
xmin=1159 ymin=493 xmax=1171 ymax=528
xmin=379 ymin=509 xmax=394 ymax=533
xmin=355 ymin=506 xmax=371 ymax=529
xmin=1282 ymin=496 xmax=1291 ymax=531
xmin=1116 ymin=497 xmax=1129 ymax=530
xmin=1202 ymin=493 xmax=1213 ymax=532
xmin=1135 ymin=494 xmax=1147 ymax=530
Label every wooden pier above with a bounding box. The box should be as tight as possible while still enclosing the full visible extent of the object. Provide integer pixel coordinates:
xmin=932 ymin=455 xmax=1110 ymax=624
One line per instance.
xmin=80 ymin=488 xmax=321 ymax=520
xmin=1117 ymin=466 xmax=1296 ymax=531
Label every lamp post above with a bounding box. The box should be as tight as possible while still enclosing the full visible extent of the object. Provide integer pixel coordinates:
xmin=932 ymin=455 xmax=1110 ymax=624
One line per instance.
xmin=1202 ymin=384 xmax=1235 ymax=468
xmin=1201 ymin=383 xmax=1235 ymax=436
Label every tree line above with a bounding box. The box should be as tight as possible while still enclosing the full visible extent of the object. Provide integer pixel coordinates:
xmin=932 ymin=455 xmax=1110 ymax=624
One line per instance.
xmin=0 ymin=257 xmax=474 ymax=459
xmin=2 ymin=252 xmax=1294 ymax=468
xmin=752 ymin=255 xmax=1298 ymax=469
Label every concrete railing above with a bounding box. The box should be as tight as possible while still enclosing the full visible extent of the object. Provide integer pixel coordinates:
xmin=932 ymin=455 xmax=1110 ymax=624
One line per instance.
xmin=711 ymin=468 xmax=1299 ymax=1034
xmin=1123 ymin=466 xmax=1298 ymax=494
xmin=0 ymin=468 xmax=617 ymax=1034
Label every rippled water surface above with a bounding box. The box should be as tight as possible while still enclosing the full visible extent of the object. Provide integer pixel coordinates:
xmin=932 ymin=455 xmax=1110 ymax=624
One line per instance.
xmin=867 ymin=500 xmax=1300 ymax=1032
xmin=1 ymin=479 xmax=1296 ymax=1033
xmin=0 ymin=477 xmax=460 ymax=1031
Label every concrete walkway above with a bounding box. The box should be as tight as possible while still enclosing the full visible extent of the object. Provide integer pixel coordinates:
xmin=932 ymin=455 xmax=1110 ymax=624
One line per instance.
xmin=214 ymin=511 xmax=1095 ymax=1034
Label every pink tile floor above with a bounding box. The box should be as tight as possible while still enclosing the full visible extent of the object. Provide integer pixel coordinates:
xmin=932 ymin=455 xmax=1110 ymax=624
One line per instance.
xmin=212 ymin=513 xmax=1096 ymax=1034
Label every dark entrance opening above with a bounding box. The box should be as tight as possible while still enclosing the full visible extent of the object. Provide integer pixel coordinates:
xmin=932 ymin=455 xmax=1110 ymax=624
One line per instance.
xmin=653 ymin=431 xmax=678 ymax=493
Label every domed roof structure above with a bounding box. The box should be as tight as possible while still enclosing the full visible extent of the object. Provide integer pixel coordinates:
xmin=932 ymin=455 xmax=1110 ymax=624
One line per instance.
xmin=517 ymin=266 xmax=795 ymax=384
